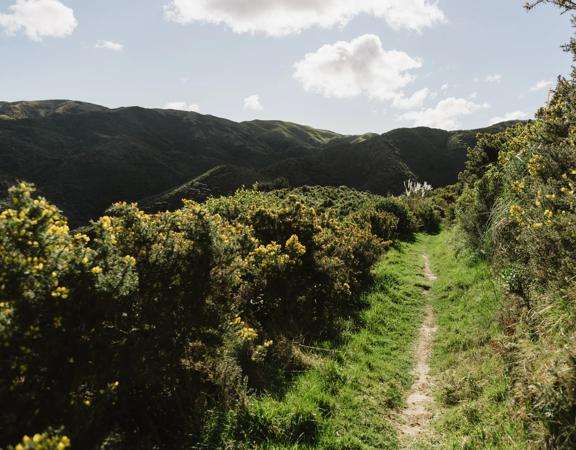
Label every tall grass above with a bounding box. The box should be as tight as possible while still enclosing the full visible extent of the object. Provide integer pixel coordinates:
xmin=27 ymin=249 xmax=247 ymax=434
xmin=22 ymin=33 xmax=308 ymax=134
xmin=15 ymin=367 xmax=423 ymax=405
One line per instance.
xmin=425 ymin=230 xmax=529 ymax=449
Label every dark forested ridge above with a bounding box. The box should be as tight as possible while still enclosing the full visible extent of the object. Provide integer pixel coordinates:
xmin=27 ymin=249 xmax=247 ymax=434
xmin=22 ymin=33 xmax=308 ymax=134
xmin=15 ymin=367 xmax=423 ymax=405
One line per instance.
xmin=0 ymin=100 xmax=513 ymax=224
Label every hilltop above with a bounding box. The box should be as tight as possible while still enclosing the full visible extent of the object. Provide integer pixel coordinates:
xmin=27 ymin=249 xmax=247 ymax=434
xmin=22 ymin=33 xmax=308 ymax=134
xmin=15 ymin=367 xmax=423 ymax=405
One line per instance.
xmin=0 ymin=100 xmax=514 ymax=224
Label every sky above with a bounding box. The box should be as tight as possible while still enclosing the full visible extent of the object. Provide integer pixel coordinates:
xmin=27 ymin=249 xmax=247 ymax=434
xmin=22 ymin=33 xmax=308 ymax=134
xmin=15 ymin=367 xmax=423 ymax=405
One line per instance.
xmin=0 ymin=0 xmax=573 ymax=135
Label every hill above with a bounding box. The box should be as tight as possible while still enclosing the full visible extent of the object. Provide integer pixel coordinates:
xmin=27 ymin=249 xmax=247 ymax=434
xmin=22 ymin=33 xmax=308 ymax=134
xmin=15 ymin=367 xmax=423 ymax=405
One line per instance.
xmin=0 ymin=100 xmax=512 ymax=224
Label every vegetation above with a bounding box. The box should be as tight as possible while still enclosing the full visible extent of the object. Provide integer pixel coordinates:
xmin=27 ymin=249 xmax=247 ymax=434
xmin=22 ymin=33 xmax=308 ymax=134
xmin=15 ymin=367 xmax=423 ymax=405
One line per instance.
xmin=454 ymin=3 xmax=576 ymax=444
xmin=0 ymin=100 xmax=509 ymax=225
xmin=425 ymin=231 xmax=529 ymax=449
xmin=5 ymin=3 xmax=576 ymax=448
xmin=218 ymin=237 xmax=431 ymax=449
xmin=0 ymin=182 xmax=440 ymax=449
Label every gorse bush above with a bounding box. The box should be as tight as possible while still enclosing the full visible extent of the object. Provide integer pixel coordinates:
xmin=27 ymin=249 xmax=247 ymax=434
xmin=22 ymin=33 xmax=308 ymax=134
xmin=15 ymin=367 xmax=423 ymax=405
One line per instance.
xmin=457 ymin=70 xmax=576 ymax=445
xmin=7 ymin=429 xmax=71 ymax=450
xmin=0 ymin=183 xmax=440 ymax=449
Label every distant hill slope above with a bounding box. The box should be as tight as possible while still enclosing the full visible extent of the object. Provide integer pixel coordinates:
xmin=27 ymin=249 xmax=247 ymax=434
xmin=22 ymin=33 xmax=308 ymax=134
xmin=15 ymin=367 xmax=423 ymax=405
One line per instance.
xmin=0 ymin=100 xmax=514 ymax=224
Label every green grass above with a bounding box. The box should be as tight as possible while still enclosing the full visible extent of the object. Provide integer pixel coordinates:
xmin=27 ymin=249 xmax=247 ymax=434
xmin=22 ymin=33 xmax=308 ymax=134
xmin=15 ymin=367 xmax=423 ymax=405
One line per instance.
xmin=219 ymin=230 xmax=531 ymax=449
xmin=423 ymin=230 xmax=529 ymax=449
xmin=222 ymin=238 xmax=432 ymax=449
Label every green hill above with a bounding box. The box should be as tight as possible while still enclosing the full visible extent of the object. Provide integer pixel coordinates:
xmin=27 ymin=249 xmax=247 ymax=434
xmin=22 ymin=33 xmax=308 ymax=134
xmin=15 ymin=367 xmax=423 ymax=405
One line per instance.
xmin=0 ymin=100 xmax=511 ymax=224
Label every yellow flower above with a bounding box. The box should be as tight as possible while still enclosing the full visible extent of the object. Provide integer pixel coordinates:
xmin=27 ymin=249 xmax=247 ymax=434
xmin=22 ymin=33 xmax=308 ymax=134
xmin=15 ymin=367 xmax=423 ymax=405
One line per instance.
xmin=74 ymin=233 xmax=90 ymax=243
xmin=100 ymin=216 xmax=112 ymax=229
xmin=83 ymin=399 xmax=91 ymax=406
xmin=91 ymin=266 xmax=103 ymax=274
xmin=32 ymin=433 xmax=42 ymax=443
xmin=532 ymin=222 xmax=544 ymax=229
xmin=285 ymin=234 xmax=306 ymax=257
xmin=230 ymin=316 xmax=243 ymax=326
xmin=51 ymin=286 xmax=70 ymax=299
xmin=237 ymin=326 xmax=258 ymax=341
xmin=124 ymin=255 xmax=137 ymax=266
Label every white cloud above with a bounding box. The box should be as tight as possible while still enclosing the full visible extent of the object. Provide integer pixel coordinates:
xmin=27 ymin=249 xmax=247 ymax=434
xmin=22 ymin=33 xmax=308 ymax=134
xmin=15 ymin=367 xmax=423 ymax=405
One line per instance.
xmin=440 ymin=83 xmax=449 ymax=91
xmin=400 ymin=97 xmax=489 ymax=130
xmin=94 ymin=40 xmax=124 ymax=52
xmin=530 ymin=80 xmax=553 ymax=92
xmin=0 ymin=0 xmax=77 ymax=41
xmin=293 ymin=34 xmax=424 ymax=108
xmin=163 ymin=101 xmax=200 ymax=112
xmin=485 ymin=73 xmax=502 ymax=83
xmin=164 ymin=0 xmax=447 ymax=36
xmin=391 ymin=88 xmax=430 ymax=110
xmin=243 ymin=95 xmax=263 ymax=111
xmin=489 ymin=110 xmax=530 ymax=125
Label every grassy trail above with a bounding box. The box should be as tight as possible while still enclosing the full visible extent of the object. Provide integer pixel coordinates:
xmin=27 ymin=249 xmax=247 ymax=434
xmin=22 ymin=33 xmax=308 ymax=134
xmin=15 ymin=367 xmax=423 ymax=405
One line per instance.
xmin=230 ymin=230 xmax=528 ymax=449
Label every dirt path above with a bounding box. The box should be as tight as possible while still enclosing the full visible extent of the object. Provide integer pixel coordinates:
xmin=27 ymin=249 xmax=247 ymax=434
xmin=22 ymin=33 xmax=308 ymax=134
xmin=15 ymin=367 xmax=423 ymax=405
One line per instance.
xmin=395 ymin=254 xmax=438 ymax=447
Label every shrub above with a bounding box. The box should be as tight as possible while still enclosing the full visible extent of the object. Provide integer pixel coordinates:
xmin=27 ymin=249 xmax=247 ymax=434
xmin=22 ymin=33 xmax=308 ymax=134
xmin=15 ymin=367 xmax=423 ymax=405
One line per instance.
xmin=0 ymin=183 xmax=400 ymax=449
xmin=371 ymin=197 xmax=416 ymax=235
xmin=456 ymin=76 xmax=576 ymax=445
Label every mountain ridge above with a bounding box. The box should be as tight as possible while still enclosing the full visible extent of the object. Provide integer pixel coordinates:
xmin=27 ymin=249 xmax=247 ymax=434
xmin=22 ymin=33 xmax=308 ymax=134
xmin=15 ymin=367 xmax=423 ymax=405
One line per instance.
xmin=0 ymin=100 xmax=517 ymax=224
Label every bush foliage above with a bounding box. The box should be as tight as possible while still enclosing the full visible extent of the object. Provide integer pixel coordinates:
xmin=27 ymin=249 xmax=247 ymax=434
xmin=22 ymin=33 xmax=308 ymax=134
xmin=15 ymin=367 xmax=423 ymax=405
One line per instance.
xmin=457 ymin=71 xmax=576 ymax=446
xmin=0 ymin=183 xmax=440 ymax=449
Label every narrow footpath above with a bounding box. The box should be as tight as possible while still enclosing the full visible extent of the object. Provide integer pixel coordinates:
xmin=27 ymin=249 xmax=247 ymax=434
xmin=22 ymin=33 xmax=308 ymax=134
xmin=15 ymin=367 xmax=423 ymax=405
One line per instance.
xmin=395 ymin=254 xmax=438 ymax=447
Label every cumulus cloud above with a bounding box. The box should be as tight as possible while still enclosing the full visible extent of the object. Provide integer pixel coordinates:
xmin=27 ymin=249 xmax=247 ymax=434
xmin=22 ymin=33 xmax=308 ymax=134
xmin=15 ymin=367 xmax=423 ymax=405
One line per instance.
xmin=391 ymin=88 xmax=430 ymax=110
xmin=293 ymin=34 xmax=424 ymax=108
xmin=94 ymin=40 xmax=124 ymax=52
xmin=164 ymin=0 xmax=447 ymax=36
xmin=530 ymin=80 xmax=553 ymax=92
xmin=0 ymin=0 xmax=77 ymax=41
xmin=243 ymin=95 xmax=263 ymax=111
xmin=163 ymin=101 xmax=200 ymax=112
xmin=485 ymin=73 xmax=502 ymax=83
xmin=489 ymin=110 xmax=530 ymax=125
xmin=400 ymin=97 xmax=489 ymax=130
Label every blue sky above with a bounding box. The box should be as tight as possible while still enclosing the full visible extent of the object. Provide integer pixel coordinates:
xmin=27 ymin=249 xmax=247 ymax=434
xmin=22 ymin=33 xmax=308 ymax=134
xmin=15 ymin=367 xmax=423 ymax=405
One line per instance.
xmin=0 ymin=0 xmax=573 ymax=134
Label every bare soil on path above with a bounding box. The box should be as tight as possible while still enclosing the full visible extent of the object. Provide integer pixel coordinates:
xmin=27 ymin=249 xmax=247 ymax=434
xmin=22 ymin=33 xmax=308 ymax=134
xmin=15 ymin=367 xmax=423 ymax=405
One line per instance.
xmin=395 ymin=254 xmax=438 ymax=448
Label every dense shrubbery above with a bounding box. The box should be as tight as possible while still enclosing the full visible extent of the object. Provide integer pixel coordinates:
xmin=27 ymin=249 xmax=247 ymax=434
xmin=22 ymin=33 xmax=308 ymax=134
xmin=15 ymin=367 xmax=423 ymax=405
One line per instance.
xmin=457 ymin=74 xmax=576 ymax=446
xmin=0 ymin=183 xmax=440 ymax=449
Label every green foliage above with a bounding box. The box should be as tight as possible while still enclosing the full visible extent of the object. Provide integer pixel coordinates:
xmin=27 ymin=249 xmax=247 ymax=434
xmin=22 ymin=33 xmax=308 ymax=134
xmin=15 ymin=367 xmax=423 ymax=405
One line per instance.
xmin=370 ymin=197 xmax=416 ymax=236
xmin=7 ymin=429 xmax=71 ymax=450
xmin=220 ymin=238 xmax=430 ymax=449
xmin=426 ymin=231 xmax=529 ymax=449
xmin=0 ymin=181 xmax=442 ymax=449
xmin=0 ymin=100 xmax=507 ymax=226
xmin=456 ymin=75 xmax=576 ymax=446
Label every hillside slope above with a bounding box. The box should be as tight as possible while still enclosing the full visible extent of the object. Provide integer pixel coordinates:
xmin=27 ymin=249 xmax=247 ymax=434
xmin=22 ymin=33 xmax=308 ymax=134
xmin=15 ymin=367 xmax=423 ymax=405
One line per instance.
xmin=0 ymin=100 xmax=512 ymax=224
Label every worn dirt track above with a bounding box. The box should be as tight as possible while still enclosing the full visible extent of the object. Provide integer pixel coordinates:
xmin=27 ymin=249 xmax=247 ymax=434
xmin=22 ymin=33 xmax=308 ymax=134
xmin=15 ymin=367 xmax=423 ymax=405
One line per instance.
xmin=395 ymin=254 xmax=438 ymax=447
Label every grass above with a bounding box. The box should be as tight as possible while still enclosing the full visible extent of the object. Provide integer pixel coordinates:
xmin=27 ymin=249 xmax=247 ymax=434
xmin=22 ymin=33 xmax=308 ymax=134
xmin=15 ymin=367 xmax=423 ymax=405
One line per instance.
xmin=422 ymin=230 xmax=529 ymax=449
xmin=218 ymin=229 xmax=531 ymax=449
xmin=221 ymin=237 xmax=432 ymax=449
